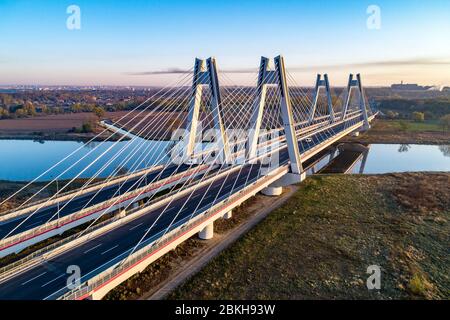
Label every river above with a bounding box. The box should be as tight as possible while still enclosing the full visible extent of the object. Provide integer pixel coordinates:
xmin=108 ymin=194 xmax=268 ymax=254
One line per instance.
xmin=0 ymin=139 xmax=448 ymax=182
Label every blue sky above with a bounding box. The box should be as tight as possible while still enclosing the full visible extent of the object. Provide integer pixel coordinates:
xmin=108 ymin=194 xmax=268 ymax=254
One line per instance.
xmin=1 ymin=0 xmax=449 ymax=86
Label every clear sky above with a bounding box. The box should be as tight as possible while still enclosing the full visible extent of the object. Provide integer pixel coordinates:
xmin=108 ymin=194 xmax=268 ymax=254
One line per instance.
xmin=1 ymin=0 xmax=449 ymax=86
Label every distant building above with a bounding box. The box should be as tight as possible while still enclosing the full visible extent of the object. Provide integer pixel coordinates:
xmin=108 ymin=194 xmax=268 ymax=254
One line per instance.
xmin=391 ymin=81 xmax=432 ymax=91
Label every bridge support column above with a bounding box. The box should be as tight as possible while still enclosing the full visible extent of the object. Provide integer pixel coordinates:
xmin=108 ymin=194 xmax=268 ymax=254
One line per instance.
xmin=223 ymin=210 xmax=233 ymax=219
xmin=198 ymin=222 xmax=214 ymax=240
xmin=118 ymin=209 xmax=126 ymax=218
xmin=261 ymin=186 xmax=283 ymax=196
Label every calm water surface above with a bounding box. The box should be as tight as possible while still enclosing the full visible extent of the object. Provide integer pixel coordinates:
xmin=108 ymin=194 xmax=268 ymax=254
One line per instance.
xmin=0 ymin=140 xmax=448 ymax=182
xmin=0 ymin=138 xmax=170 ymax=181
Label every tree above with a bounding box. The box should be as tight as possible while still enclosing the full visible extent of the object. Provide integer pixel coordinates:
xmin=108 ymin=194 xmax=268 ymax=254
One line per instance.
xmin=15 ymin=108 xmax=27 ymax=118
xmin=398 ymin=144 xmax=411 ymax=153
xmin=439 ymin=145 xmax=450 ymax=157
xmin=40 ymin=105 xmax=50 ymax=114
xmin=440 ymin=114 xmax=450 ymax=131
xmin=0 ymin=94 xmax=13 ymax=107
xmin=93 ymin=106 xmax=105 ymax=119
xmin=23 ymin=101 xmax=36 ymax=116
xmin=82 ymin=122 xmax=93 ymax=133
xmin=0 ymin=107 xmax=10 ymax=119
xmin=71 ymin=103 xmax=83 ymax=113
xmin=386 ymin=110 xmax=398 ymax=119
xmin=412 ymin=111 xmax=425 ymax=122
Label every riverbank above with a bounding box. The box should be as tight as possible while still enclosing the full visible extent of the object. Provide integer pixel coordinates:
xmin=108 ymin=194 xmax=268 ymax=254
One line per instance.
xmin=168 ymin=173 xmax=449 ymax=300
xmin=342 ymin=119 xmax=449 ymax=145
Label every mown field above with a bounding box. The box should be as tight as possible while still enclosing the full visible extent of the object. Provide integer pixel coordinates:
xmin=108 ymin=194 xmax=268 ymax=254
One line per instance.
xmin=169 ymin=173 xmax=449 ymax=300
xmin=343 ymin=119 xmax=449 ymax=144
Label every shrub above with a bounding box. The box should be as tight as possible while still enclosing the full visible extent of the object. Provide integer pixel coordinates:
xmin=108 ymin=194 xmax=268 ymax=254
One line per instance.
xmin=412 ymin=111 xmax=425 ymax=122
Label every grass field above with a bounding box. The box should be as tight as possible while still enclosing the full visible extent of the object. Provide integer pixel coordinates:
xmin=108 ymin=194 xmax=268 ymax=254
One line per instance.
xmin=343 ymin=119 xmax=449 ymax=144
xmin=168 ymin=173 xmax=449 ymax=300
xmin=374 ymin=120 xmax=442 ymax=132
xmin=0 ymin=112 xmax=126 ymax=141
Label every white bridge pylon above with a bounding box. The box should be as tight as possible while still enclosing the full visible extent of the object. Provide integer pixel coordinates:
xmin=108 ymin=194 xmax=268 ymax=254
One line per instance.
xmin=341 ymin=73 xmax=371 ymax=130
xmin=182 ymin=56 xmax=372 ymax=180
xmin=308 ymin=74 xmax=335 ymax=124
xmin=184 ymin=57 xmax=231 ymax=164
xmin=246 ymin=55 xmax=303 ymax=177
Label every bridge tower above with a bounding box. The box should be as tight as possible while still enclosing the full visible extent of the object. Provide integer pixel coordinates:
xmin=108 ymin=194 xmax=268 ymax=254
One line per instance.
xmin=184 ymin=57 xmax=231 ymax=164
xmin=308 ymin=74 xmax=335 ymax=124
xmin=246 ymin=55 xmax=305 ymax=195
xmin=341 ymin=73 xmax=370 ymax=131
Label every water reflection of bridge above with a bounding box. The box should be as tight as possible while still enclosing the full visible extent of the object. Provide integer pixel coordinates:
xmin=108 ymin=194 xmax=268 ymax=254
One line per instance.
xmin=313 ymin=143 xmax=370 ymax=174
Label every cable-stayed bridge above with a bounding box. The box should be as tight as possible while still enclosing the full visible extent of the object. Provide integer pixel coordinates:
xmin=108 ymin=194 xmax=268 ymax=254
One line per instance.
xmin=0 ymin=55 xmax=376 ymax=300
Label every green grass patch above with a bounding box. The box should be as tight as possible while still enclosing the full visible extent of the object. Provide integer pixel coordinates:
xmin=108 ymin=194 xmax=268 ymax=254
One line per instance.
xmin=375 ymin=120 xmax=442 ymax=132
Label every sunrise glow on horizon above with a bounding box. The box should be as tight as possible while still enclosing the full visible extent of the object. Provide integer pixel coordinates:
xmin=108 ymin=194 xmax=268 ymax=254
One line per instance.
xmin=1 ymin=0 xmax=449 ymax=87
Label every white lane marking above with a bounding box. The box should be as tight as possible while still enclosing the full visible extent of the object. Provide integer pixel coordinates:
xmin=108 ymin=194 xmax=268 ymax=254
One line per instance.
xmin=101 ymin=245 xmax=119 ymax=255
xmin=21 ymin=272 xmax=46 ymax=286
xmin=129 ymin=222 xmax=143 ymax=231
xmin=83 ymin=243 xmax=102 ymax=254
xmin=41 ymin=274 xmax=65 ymax=288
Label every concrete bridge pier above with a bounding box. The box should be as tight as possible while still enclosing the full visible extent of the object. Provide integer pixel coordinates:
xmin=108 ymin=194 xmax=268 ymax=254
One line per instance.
xmin=261 ymin=186 xmax=283 ymax=196
xmin=261 ymin=172 xmax=306 ymax=196
xmin=117 ymin=209 xmax=127 ymax=218
xmin=352 ymin=122 xmax=371 ymax=137
xmin=223 ymin=210 xmax=233 ymax=219
xmin=198 ymin=222 xmax=214 ymax=240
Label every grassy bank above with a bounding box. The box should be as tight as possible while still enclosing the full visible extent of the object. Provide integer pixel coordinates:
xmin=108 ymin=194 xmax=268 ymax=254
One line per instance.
xmin=169 ymin=173 xmax=449 ymax=300
xmin=343 ymin=119 xmax=449 ymax=144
